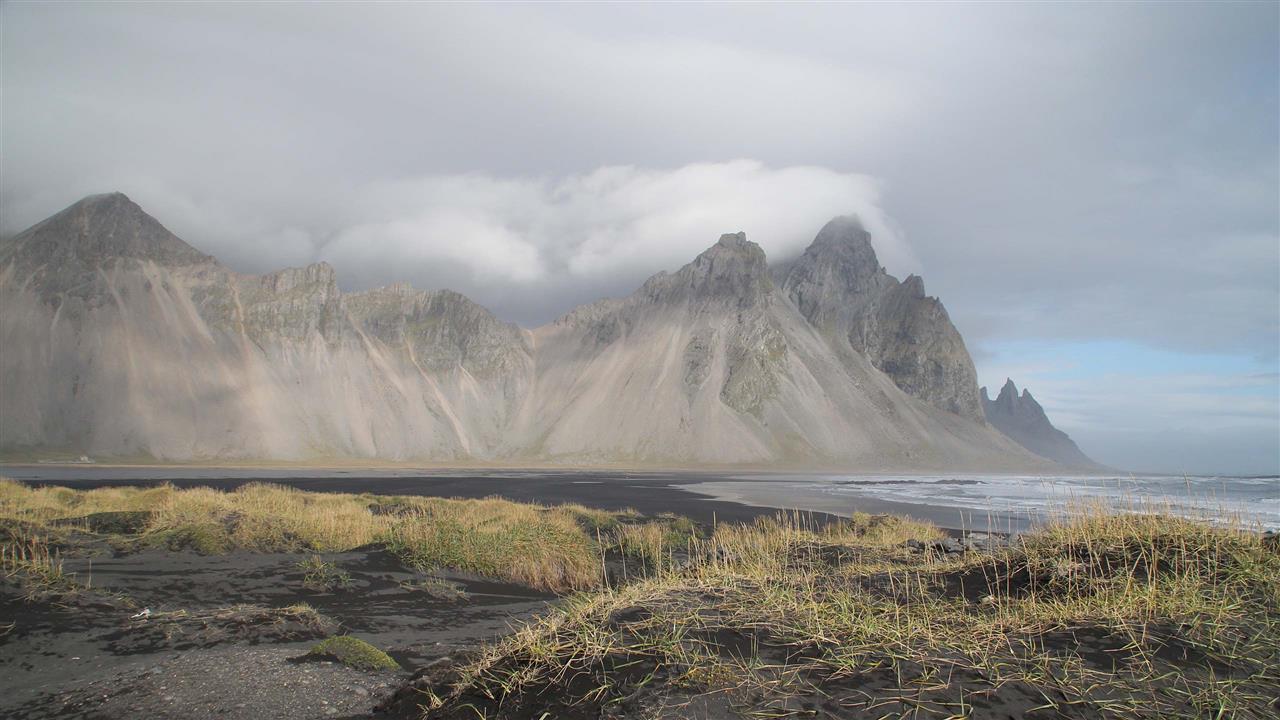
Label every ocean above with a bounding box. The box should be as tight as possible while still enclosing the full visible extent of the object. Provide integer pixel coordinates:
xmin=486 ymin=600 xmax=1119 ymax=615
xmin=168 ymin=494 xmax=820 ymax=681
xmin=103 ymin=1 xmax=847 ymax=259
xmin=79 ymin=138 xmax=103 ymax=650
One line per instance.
xmin=696 ymin=472 xmax=1280 ymax=532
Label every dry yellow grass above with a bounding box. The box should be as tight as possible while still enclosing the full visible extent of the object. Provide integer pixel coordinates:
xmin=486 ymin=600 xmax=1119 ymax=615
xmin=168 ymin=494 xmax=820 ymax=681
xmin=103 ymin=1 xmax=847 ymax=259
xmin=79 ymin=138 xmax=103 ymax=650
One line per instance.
xmin=414 ymin=505 xmax=1280 ymax=719
xmin=0 ymin=478 xmax=653 ymax=592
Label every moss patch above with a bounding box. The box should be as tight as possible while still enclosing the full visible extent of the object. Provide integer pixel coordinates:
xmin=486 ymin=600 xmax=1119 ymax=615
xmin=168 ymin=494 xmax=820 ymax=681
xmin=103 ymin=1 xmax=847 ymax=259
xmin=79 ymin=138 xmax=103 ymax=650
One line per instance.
xmin=307 ymin=636 xmax=400 ymax=671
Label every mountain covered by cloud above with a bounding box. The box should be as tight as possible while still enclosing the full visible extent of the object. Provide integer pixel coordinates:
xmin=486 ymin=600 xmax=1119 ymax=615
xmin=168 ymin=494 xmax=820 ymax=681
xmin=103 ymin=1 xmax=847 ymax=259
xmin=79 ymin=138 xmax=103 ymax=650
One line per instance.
xmin=2 ymin=2 xmax=1275 ymax=473
xmin=0 ymin=193 xmax=1050 ymax=470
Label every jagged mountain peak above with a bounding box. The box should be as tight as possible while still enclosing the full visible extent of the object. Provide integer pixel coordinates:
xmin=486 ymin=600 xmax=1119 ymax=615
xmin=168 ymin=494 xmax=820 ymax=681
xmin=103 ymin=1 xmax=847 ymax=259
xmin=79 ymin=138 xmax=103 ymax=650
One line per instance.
xmin=982 ymin=378 xmax=1102 ymax=469
xmin=901 ymin=274 xmax=926 ymax=298
xmin=803 ymin=215 xmax=882 ymax=280
xmin=645 ymin=231 xmax=772 ymax=306
xmin=988 ymin=379 xmax=1048 ymax=416
xmin=812 ymin=214 xmax=870 ymax=242
xmin=698 ymin=231 xmax=766 ymax=266
xmin=713 ymin=230 xmax=751 ymax=249
xmin=1 ymin=197 xmax=1059 ymax=470
xmin=6 ymin=191 xmax=214 ymax=269
xmin=780 ymin=216 xmax=984 ymax=420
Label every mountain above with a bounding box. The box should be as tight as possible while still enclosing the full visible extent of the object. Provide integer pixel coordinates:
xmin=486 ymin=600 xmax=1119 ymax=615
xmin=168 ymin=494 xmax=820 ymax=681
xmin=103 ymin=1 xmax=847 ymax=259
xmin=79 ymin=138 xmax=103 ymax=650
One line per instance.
xmin=0 ymin=193 xmax=530 ymax=460
xmin=518 ymin=231 xmax=1030 ymax=467
xmin=0 ymin=193 xmax=1054 ymax=470
xmin=779 ymin=216 xmax=984 ymax=420
xmin=981 ymin=379 xmax=1102 ymax=470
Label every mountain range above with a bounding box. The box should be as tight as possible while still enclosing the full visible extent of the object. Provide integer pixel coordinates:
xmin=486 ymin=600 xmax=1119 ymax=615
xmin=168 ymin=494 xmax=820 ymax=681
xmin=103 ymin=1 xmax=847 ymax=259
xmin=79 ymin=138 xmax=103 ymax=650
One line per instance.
xmin=0 ymin=192 xmax=1091 ymax=470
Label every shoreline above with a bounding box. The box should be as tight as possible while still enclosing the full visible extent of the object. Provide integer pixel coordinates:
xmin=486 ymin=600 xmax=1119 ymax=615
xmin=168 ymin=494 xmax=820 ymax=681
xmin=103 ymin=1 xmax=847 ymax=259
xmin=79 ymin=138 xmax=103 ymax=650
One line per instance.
xmin=4 ymin=471 xmax=1275 ymax=719
xmin=0 ymin=457 xmax=1122 ymax=476
xmin=6 ymin=465 xmax=1270 ymax=533
xmin=1 ymin=467 xmax=995 ymax=532
xmin=679 ymin=477 xmax=1033 ymax=534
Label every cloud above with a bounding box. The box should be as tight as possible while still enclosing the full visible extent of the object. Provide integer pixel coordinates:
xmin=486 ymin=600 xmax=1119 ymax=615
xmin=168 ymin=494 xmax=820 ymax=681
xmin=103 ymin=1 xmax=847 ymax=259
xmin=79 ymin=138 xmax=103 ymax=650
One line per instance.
xmin=329 ymin=211 xmax=547 ymax=285
xmin=318 ymin=161 xmax=911 ymax=304
xmin=1 ymin=2 xmax=1276 ymax=472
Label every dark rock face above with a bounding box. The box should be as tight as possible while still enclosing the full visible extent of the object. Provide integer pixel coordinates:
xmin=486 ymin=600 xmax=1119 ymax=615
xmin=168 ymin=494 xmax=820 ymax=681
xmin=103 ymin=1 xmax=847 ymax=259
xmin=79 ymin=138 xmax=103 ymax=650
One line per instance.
xmin=981 ymin=379 xmax=1102 ymax=469
xmin=780 ymin=216 xmax=985 ymax=420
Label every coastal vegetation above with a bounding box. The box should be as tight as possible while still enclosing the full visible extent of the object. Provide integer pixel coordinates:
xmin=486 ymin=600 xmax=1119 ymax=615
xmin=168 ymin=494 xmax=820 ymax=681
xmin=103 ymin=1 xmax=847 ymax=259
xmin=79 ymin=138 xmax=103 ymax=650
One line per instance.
xmin=298 ymin=555 xmax=354 ymax=592
xmin=398 ymin=506 xmax=1280 ymax=719
xmin=4 ymin=478 xmax=1276 ymax=718
xmin=0 ymin=478 xmax=684 ymax=593
xmin=0 ymin=521 xmax=80 ymax=601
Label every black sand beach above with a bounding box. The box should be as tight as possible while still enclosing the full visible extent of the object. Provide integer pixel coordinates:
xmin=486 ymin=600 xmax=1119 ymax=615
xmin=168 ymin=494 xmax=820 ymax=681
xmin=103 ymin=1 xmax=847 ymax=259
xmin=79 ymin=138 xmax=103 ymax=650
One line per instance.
xmin=2 ymin=543 xmax=550 ymax=720
xmin=3 ymin=468 xmax=1276 ymax=719
xmin=1 ymin=467 xmax=836 ymax=526
xmin=0 ymin=468 xmax=800 ymax=720
xmin=1 ymin=466 xmax=1001 ymax=531
xmin=0 ymin=467 xmax=882 ymax=720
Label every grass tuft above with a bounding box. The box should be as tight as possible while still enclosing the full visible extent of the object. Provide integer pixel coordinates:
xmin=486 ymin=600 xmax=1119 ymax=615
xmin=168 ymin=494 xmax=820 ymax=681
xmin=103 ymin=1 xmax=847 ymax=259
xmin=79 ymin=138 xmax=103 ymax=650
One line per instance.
xmin=298 ymin=555 xmax=354 ymax=592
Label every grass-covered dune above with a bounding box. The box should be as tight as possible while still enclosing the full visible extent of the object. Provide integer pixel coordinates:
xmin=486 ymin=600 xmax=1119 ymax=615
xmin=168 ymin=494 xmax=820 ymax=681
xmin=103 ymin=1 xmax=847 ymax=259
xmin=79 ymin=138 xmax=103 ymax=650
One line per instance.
xmin=392 ymin=509 xmax=1280 ymax=719
xmin=0 ymin=478 xmax=693 ymax=593
xmin=4 ymin=478 xmax=1277 ymax=718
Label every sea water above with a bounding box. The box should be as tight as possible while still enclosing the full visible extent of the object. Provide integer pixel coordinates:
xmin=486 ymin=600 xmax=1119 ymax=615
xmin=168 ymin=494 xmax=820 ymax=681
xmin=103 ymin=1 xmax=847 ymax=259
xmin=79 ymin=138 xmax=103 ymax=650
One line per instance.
xmin=741 ymin=473 xmax=1280 ymax=532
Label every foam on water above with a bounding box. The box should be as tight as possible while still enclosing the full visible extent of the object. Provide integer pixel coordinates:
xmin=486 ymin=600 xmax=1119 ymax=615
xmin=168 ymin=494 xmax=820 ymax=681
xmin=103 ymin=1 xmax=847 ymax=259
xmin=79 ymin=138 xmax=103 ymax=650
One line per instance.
xmin=731 ymin=474 xmax=1280 ymax=531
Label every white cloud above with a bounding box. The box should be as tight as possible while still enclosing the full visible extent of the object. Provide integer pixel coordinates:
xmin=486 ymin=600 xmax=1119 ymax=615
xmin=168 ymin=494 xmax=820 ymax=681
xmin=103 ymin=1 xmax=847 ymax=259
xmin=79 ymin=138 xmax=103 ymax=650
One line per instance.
xmin=316 ymin=160 xmax=912 ymax=302
xmin=326 ymin=212 xmax=547 ymax=284
xmin=2 ymin=2 xmax=1275 ymax=473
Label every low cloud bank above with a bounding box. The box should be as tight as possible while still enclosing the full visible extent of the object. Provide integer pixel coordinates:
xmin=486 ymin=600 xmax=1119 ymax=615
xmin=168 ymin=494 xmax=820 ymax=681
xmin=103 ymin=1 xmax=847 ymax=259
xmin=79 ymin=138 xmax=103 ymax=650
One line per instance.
xmin=321 ymin=160 xmax=915 ymax=307
xmin=5 ymin=161 xmax=912 ymax=327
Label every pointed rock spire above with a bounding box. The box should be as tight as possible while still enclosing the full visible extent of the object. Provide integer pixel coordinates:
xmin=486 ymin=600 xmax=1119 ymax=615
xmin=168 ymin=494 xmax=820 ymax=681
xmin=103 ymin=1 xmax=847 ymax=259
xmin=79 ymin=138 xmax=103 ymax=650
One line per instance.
xmin=981 ymin=378 xmax=1102 ymax=469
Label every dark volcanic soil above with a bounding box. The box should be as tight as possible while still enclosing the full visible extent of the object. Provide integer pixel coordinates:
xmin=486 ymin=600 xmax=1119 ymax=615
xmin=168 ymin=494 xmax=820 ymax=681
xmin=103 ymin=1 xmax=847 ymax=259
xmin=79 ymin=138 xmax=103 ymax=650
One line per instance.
xmin=1 ymin=545 xmax=552 ymax=720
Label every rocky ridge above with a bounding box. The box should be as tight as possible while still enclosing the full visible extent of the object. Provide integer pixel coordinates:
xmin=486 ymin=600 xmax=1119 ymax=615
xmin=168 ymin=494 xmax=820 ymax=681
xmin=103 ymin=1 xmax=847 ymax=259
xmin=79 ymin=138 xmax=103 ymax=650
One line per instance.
xmin=779 ymin=217 xmax=985 ymax=420
xmin=1 ymin=193 xmax=1053 ymax=470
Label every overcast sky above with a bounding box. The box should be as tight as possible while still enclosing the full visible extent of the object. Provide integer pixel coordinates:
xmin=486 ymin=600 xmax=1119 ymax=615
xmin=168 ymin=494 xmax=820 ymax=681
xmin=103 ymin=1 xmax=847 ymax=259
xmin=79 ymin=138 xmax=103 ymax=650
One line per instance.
xmin=3 ymin=2 xmax=1276 ymax=475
